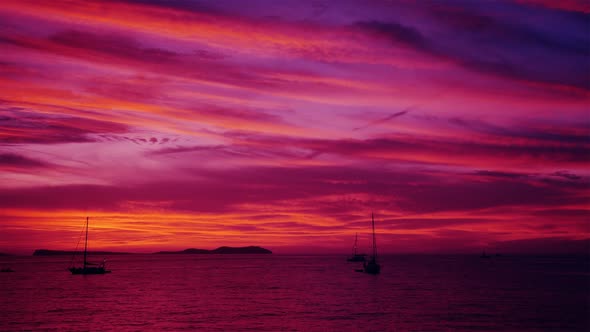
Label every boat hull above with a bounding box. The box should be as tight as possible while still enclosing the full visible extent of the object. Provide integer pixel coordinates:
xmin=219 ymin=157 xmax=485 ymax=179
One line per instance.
xmin=364 ymin=261 xmax=381 ymax=275
xmin=69 ymin=267 xmax=110 ymax=275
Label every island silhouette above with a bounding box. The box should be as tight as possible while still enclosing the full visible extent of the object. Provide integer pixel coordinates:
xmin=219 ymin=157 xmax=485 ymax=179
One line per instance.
xmin=155 ymin=246 xmax=272 ymax=254
xmin=33 ymin=246 xmax=271 ymax=256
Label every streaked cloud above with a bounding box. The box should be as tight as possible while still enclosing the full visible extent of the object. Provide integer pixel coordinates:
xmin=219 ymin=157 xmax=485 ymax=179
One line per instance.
xmin=0 ymin=0 xmax=588 ymax=254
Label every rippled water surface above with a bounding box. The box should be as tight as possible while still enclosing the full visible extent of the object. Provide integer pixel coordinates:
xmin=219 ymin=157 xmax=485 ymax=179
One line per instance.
xmin=1 ymin=254 xmax=588 ymax=331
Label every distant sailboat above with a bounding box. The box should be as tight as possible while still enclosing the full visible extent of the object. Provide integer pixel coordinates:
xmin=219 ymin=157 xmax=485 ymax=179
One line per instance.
xmin=363 ymin=213 xmax=381 ymax=275
xmin=69 ymin=217 xmax=110 ymax=275
xmin=347 ymin=233 xmax=366 ymax=262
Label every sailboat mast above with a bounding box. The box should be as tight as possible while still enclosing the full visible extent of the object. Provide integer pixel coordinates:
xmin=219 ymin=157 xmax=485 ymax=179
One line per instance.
xmin=83 ymin=217 xmax=88 ymax=269
xmin=372 ymin=212 xmax=377 ymax=260
xmin=354 ymin=233 xmax=358 ymax=255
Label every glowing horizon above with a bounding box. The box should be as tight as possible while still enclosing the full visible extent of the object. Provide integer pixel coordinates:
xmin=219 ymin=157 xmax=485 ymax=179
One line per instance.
xmin=1 ymin=0 xmax=589 ymax=255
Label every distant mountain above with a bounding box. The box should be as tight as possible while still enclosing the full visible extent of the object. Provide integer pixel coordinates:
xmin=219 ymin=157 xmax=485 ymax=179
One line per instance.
xmin=155 ymin=246 xmax=272 ymax=254
xmin=33 ymin=249 xmax=132 ymax=256
xmin=212 ymin=246 xmax=272 ymax=254
xmin=32 ymin=246 xmax=272 ymax=256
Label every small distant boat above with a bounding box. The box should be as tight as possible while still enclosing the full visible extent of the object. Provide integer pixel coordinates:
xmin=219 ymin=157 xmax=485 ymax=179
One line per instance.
xmin=347 ymin=233 xmax=367 ymax=262
xmin=0 ymin=268 xmax=14 ymax=272
xmin=480 ymin=251 xmax=491 ymax=259
xmin=69 ymin=217 xmax=111 ymax=275
xmin=363 ymin=213 xmax=381 ymax=275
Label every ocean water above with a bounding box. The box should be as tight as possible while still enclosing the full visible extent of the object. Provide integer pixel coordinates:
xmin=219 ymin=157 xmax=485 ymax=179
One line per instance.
xmin=0 ymin=254 xmax=588 ymax=331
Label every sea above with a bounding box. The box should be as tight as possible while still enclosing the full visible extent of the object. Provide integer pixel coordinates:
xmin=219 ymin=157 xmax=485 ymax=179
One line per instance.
xmin=0 ymin=254 xmax=588 ymax=331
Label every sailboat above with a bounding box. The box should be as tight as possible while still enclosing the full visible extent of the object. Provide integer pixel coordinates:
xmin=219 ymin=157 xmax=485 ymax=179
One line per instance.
xmin=363 ymin=213 xmax=381 ymax=274
xmin=69 ymin=217 xmax=110 ymax=275
xmin=347 ymin=233 xmax=366 ymax=262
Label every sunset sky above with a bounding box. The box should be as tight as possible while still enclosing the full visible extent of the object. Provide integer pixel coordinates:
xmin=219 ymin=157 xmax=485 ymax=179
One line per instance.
xmin=0 ymin=0 xmax=588 ymax=254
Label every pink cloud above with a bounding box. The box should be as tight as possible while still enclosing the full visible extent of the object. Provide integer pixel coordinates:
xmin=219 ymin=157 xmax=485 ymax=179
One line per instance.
xmin=0 ymin=0 xmax=588 ymax=254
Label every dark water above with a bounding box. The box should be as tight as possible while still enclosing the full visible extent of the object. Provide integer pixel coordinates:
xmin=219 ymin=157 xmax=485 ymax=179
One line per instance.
xmin=1 ymin=254 xmax=588 ymax=331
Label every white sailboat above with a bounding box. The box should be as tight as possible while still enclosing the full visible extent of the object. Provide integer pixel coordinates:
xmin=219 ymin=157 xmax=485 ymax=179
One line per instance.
xmin=347 ymin=233 xmax=366 ymax=262
xmin=69 ymin=217 xmax=110 ymax=275
xmin=363 ymin=213 xmax=381 ymax=274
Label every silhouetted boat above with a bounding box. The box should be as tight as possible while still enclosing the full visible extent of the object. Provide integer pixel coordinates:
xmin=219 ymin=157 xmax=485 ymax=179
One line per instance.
xmin=363 ymin=213 xmax=381 ymax=274
xmin=0 ymin=268 xmax=14 ymax=272
xmin=69 ymin=217 xmax=110 ymax=275
xmin=480 ymin=251 xmax=491 ymax=259
xmin=347 ymin=233 xmax=367 ymax=262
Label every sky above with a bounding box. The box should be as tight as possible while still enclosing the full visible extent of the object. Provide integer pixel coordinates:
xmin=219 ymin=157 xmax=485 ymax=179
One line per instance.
xmin=0 ymin=0 xmax=588 ymax=255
